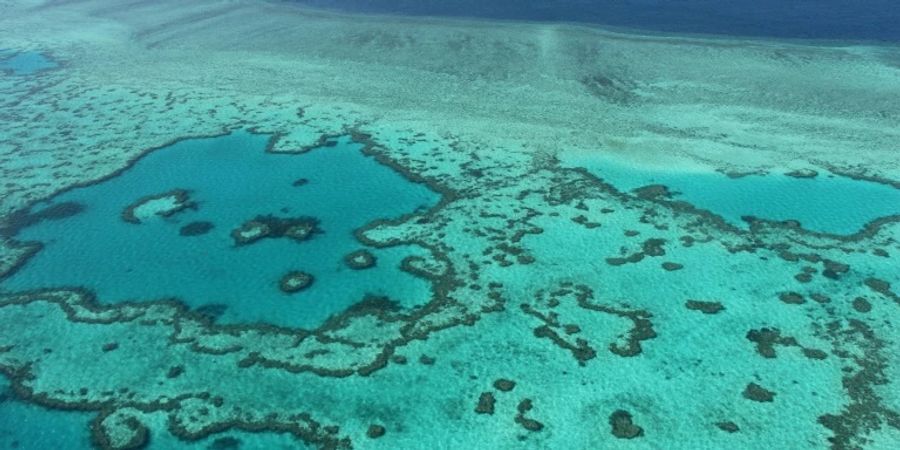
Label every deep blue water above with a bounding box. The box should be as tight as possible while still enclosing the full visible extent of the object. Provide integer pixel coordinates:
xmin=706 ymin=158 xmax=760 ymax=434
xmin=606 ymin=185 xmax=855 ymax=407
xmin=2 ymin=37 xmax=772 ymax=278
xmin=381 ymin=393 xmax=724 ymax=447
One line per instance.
xmin=3 ymin=131 xmax=438 ymax=328
xmin=291 ymin=0 xmax=900 ymax=42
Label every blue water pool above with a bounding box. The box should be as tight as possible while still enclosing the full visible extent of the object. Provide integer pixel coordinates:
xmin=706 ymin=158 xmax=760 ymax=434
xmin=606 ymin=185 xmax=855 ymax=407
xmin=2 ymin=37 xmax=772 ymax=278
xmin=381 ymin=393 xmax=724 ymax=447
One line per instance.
xmin=0 ymin=376 xmax=93 ymax=450
xmin=1 ymin=131 xmax=439 ymax=328
xmin=0 ymin=51 xmax=57 ymax=75
xmin=564 ymin=154 xmax=900 ymax=235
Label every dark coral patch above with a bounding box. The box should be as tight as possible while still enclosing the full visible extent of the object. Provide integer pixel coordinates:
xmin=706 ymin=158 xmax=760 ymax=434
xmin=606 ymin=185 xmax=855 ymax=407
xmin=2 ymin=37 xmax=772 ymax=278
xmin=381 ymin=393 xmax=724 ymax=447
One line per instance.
xmin=747 ymin=328 xmax=796 ymax=358
xmin=785 ymin=168 xmax=818 ymax=179
xmin=179 ymin=221 xmax=214 ymax=236
xmin=101 ymin=342 xmax=119 ymax=352
xmin=795 ymin=272 xmax=813 ymax=283
xmin=864 ymin=278 xmax=891 ymax=294
xmin=532 ymin=325 xmax=596 ymax=363
xmin=642 ymin=238 xmax=667 ymax=257
xmin=747 ymin=327 xmax=827 ymax=360
xmin=475 ymin=392 xmax=495 ymax=415
xmin=167 ymin=366 xmax=185 ymax=379
xmin=822 ymin=259 xmax=850 ymax=280
xmin=231 ymin=215 xmax=320 ymax=246
xmin=95 ymin=416 xmax=149 ymax=450
xmin=572 ymin=215 xmax=601 ymax=228
xmin=743 ymin=383 xmax=776 ymax=402
xmin=514 ymin=399 xmax=544 ymax=432
xmin=522 ymin=284 xmax=656 ymax=362
xmin=816 ymin=319 xmax=894 ymax=449
xmin=605 ymin=238 xmax=666 ymax=267
xmin=121 ymin=189 xmax=194 ymax=224
xmin=852 ymin=297 xmax=872 ymax=313
xmin=1 ymin=201 xmax=85 ymax=236
xmin=864 ymin=277 xmax=899 ymax=305
xmin=778 ymin=292 xmax=806 ymax=305
xmin=802 ymin=348 xmax=828 ymax=360
xmin=632 ymin=184 xmax=674 ymax=200
xmin=343 ymin=249 xmax=376 ymax=270
xmin=609 ymin=410 xmax=643 ymax=439
xmin=210 ymin=436 xmax=242 ymax=449
xmin=661 ymin=262 xmax=683 ymax=271
xmin=195 ymin=304 xmax=228 ymax=322
xmin=605 ymin=254 xmax=643 ymax=266
xmin=685 ymin=300 xmax=724 ymax=314
xmin=493 ymin=379 xmax=516 ymax=392
xmin=366 ymin=425 xmax=386 ymax=439
xmin=279 ymin=271 xmax=314 ymax=294
xmin=609 ymin=315 xmax=656 ymax=357
xmin=716 ymin=421 xmax=740 ymax=433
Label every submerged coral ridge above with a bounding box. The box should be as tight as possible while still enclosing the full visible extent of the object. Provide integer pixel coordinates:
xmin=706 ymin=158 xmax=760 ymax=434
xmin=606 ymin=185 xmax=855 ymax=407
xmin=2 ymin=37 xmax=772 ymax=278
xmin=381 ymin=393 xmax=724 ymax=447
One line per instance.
xmin=0 ymin=0 xmax=899 ymax=449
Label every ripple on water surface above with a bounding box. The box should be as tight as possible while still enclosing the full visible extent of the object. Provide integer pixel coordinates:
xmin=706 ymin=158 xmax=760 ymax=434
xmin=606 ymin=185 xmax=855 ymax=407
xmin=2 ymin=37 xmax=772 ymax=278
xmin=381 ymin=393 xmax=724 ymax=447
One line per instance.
xmin=2 ymin=131 xmax=439 ymax=328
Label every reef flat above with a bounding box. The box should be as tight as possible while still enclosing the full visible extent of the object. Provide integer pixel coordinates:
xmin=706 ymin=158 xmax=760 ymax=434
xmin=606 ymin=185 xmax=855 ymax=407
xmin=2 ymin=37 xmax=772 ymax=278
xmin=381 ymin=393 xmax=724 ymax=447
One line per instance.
xmin=0 ymin=0 xmax=899 ymax=449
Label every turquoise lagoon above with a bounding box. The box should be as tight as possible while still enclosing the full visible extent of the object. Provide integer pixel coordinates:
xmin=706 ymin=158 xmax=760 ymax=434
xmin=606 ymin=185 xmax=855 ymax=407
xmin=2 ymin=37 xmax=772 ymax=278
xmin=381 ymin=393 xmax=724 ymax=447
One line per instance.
xmin=1 ymin=131 xmax=438 ymax=328
xmin=0 ymin=377 xmax=93 ymax=450
xmin=563 ymin=153 xmax=900 ymax=235
xmin=0 ymin=374 xmax=314 ymax=450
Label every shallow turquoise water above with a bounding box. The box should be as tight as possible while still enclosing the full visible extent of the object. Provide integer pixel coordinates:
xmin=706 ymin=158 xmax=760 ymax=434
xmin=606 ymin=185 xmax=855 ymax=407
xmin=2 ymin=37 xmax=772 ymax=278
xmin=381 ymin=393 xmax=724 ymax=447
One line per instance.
xmin=0 ymin=8 xmax=897 ymax=449
xmin=0 ymin=51 xmax=57 ymax=75
xmin=1 ymin=372 xmax=312 ymax=450
xmin=0 ymin=376 xmax=93 ymax=449
xmin=2 ymin=131 xmax=438 ymax=328
xmin=564 ymin=154 xmax=900 ymax=235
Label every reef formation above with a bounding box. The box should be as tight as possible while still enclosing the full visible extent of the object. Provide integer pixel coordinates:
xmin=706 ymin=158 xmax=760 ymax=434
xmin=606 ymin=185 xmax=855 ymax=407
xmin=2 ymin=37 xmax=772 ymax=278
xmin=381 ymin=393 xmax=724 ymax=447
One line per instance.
xmin=0 ymin=0 xmax=899 ymax=449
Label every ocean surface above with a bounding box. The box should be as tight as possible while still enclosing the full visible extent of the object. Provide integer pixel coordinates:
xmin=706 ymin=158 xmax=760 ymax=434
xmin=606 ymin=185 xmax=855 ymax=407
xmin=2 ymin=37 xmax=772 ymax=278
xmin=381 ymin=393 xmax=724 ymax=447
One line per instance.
xmin=1 ymin=1 xmax=899 ymax=449
xmin=291 ymin=0 xmax=900 ymax=41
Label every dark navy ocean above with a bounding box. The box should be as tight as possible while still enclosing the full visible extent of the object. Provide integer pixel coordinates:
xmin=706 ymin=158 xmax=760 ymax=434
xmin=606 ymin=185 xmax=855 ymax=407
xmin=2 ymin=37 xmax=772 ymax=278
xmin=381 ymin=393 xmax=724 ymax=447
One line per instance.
xmin=294 ymin=0 xmax=900 ymax=41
